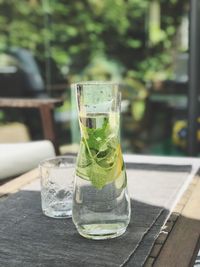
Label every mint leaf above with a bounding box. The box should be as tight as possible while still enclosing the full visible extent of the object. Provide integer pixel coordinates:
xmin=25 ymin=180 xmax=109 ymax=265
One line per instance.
xmin=77 ymin=115 xmax=124 ymax=189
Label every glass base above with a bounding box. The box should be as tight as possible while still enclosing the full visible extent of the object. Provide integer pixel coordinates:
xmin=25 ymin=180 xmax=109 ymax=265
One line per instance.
xmin=42 ymin=200 xmax=72 ymax=219
xmin=42 ymin=209 xmax=72 ymax=219
xmin=75 ymin=223 xmax=127 ymax=240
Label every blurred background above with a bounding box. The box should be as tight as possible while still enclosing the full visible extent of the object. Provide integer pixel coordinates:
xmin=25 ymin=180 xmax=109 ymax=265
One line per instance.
xmin=0 ymin=0 xmax=193 ymax=156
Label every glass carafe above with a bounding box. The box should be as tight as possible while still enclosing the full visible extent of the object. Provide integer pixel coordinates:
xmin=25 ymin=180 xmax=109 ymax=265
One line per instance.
xmin=72 ymin=81 xmax=131 ymax=240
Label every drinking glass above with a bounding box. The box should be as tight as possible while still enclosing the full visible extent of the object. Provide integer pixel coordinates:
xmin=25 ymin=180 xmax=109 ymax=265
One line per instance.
xmin=39 ymin=156 xmax=76 ymax=218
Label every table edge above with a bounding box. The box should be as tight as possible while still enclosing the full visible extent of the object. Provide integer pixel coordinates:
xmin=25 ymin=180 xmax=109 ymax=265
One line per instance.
xmin=0 ymin=168 xmax=39 ymax=198
xmin=144 ymin=168 xmax=200 ymax=267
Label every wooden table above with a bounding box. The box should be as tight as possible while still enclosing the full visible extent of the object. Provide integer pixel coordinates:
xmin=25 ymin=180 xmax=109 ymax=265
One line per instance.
xmin=0 ymin=97 xmax=63 ymax=154
xmin=0 ymin=155 xmax=200 ymax=267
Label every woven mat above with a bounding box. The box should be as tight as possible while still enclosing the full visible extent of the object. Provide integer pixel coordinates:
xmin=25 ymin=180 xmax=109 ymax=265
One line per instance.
xmin=0 ymin=163 xmax=192 ymax=267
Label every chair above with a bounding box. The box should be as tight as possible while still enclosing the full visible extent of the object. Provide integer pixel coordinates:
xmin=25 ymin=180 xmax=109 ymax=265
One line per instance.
xmin=0 ymin=140 xmax=56 ymax=182
xmin=0 ymin=97 xmax=63 ymax=154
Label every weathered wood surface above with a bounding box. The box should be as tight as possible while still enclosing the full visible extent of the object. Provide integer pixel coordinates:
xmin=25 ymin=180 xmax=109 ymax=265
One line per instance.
xmin=0 ymin=163 xmax=194 ymax=267
xmin=153 ymin=173 xmax=200 ymax=267
xmin=0 ymin=168 xmax=39 ymax=198
xmin=0 ymin=97 xmax=63 ymax=108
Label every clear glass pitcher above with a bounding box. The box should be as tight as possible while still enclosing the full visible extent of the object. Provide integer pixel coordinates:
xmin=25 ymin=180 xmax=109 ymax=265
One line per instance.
xmin=72 ymin=81 xmax=131 ymax=240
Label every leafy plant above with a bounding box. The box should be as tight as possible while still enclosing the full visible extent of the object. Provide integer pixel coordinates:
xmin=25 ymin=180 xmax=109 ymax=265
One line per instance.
xmin=0 ymin=0 xmax=188 ymax=86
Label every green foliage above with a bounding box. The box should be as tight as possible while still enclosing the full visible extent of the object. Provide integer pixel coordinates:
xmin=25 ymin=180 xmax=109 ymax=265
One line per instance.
xmin=77 ymin=115 xmax=122 ymax=189
xmin=0 ymin=0 xmax=188 ymax=85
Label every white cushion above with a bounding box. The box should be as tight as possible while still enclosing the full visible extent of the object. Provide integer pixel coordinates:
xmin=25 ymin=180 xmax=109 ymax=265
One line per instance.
xmin=0 ymin=140 xmax=56 ymax=180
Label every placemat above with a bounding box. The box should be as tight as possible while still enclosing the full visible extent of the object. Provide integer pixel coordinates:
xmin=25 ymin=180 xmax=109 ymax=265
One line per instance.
xmin=0 ymin=163 xmax=192 ymax=267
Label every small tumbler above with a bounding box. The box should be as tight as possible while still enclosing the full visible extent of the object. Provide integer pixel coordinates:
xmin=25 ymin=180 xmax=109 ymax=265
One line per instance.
xmin=39 ymin=156 xmax=76 ymax=218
